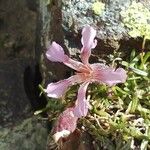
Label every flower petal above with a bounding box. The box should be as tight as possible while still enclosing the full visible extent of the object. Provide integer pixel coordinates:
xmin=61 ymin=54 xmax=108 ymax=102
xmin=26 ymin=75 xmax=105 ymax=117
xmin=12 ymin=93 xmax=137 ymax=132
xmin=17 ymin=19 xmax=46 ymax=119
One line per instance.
xmin=45 ymin=79 xmax=70 ymax=98
xmin=73 ymin=82 xmax=90 ymax=118
xmin=46 ymin=42 xmax=88 ymax=72
xmin=81 ymin=25 xmax=97 ymax=64
xmin=64 ymin=58 xmax=88 ymax=72
xmin=46 ymin=41 xmax=69 ymax=62
xmin=91 ymin=63 xmax=127 ymax=86
xmin=52 ymin=107 xmax=78 ymax=142
xmin=45 ymin=75 xmax=82 ymax=98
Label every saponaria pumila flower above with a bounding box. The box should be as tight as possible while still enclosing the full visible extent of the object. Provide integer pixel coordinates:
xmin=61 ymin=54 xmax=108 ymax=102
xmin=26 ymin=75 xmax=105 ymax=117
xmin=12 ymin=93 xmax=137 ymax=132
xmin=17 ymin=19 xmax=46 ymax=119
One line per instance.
xmin=45 ymin=25 xmax=127 ymax=142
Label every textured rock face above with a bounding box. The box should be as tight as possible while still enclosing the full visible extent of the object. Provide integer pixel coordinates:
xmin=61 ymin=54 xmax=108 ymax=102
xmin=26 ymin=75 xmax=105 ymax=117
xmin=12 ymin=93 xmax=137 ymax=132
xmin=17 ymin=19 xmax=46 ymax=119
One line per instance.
xmin=0 ymin=117 xmax=48 ymax=150
xmin=0 ymin=59 xmax=32 ymax=126
xmin=0 ymin=0 xmax=36 ymax=61
xmin=62 ymin=0 xmax=128 ymax=40
xmin=0 ymin=0 xmax=37 ymax=127
xmin=37 ymin=0 xmax=69 ymax=84
xmin=0 ymin=0 xmax=48 ymax=149
xmin=61 ymin=0 xmax=150 ymax=55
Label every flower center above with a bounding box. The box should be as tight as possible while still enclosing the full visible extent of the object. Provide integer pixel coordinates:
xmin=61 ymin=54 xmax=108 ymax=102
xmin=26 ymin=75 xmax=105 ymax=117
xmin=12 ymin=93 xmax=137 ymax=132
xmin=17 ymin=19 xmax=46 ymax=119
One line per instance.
xmin=76 ymin=65 xmax=94 ymax=82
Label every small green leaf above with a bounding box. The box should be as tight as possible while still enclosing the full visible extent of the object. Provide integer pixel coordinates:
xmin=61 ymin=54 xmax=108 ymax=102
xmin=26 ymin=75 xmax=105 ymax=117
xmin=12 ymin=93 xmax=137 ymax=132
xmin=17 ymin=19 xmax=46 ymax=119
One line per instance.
xmin=113 ymin=86 xmax=129 ymax=95
xmin=143 ymin=52 xmax=150 ymax=64
xmin=129 ymin=66 xmax=148 ymax=76
xmin=130 ymin=50 xmax=136 ymax=61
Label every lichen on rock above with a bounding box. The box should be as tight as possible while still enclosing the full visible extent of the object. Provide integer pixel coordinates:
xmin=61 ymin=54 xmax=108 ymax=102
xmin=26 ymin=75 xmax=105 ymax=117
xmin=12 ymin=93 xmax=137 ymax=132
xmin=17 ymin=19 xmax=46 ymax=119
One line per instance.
xmin=120 ymin=1 xmax=150 ymax=39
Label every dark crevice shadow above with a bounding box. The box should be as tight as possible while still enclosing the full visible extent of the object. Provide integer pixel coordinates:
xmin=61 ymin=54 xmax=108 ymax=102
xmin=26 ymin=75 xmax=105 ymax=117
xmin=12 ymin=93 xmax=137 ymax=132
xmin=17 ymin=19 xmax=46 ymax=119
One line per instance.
xmin=23 ymin=64 xmax=47 ymax=114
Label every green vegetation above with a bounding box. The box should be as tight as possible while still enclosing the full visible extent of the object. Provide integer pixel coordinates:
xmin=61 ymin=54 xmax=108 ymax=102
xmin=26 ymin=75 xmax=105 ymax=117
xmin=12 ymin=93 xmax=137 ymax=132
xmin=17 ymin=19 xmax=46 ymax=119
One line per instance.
xmin=84 ymin=50 xmax=150 ymax=149
xmin=37 ymin=49 xmax=150 ymax=149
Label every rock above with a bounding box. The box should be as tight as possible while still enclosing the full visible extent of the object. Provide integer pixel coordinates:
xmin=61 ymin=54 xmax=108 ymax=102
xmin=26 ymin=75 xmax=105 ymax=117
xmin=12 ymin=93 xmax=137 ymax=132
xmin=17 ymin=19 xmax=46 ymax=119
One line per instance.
xmin=0 ymin=59 xmax=46 ymax=127
xmin=0 ymin=0 xmax=47 ymax=138
xmin=0 ymin=116 xmax=48 ymax=150
xmin=26 ymin=0 xmax=38 ymax=12
xmin=0 ymin=0 xmax=43 ymax=127
xmin=61 ymin=0 xmax=150 ymax=55
xmin=37 ymin=0 xmax=70 ymax=84
xmin=0 ymin=0 xmax=36 ymax=61
xmin=0 ymin=1 xmax=49 ymax=149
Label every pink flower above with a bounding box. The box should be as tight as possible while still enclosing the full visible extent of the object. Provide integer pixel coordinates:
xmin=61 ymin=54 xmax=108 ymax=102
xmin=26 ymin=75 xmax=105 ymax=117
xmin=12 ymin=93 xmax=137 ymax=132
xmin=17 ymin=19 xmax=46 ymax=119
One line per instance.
xmin=73 ymin=82 xmax=90 ymax=117
xmin=52 ymin=107 xmax=78 ymax=142
xmin=46 ymin=41 xmax=69 ymax=62
xmin=45 ymin=25 xmax=127 ymax=118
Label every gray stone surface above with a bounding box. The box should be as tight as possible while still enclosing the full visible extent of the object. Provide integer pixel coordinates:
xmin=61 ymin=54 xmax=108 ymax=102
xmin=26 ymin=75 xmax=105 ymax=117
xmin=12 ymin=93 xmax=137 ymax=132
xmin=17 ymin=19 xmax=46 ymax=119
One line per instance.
xmin=0 ymin=117 xmax=48 ymax=150
xmin=0 ymin=0 xmax=37 ymax=127
xmin=61 ymin=0 xmax=150 ymax=55
xmin=0 ymin=1 xmax=49 ymax=149
xmin=0 ymin=59 xmax=35 ymax=126
xmin=0 ymin=0 xmax=36 ymax=61
xmin=38 ymin=0 xmax=70 ymax=84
